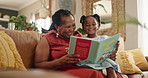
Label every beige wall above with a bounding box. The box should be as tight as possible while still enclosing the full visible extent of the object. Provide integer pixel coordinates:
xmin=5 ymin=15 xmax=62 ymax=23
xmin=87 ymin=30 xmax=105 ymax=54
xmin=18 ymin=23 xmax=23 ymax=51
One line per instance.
xmin=18 ymin=0 xmax=140 ymax=50
xmin=19 ymin=0 xmax=82 ymax=29
xmin=125 ymin=0 xmax=139 ymax=50
xmin=74 ymin=0 xmax=82 ymax=29
xmin=17 ymin=0 xmax=141 ymax=50
xmin=52 ymin=0 xmax=82 ymax=29
xmin=19 ymin=1 xmax=42 ymax=22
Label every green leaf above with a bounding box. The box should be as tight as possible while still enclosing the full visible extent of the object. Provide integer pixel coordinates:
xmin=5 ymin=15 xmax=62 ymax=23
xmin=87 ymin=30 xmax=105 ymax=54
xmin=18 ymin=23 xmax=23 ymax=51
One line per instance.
xmin=9 ymin=16 xmax=17 ymax=23
xmin=77 ymin=28 xmax=88 ymax=35
xmin=117 ymin=16 xmax=148 ymax=30
xmin=94 ymin=4 xmax=107 ymax=13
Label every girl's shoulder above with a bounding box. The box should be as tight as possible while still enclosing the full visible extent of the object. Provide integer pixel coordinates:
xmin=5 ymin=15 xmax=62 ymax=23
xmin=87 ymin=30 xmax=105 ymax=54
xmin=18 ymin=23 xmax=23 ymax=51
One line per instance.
xmin=95 ymin=35 xmax=109 ymax=41
xmin=97 ymin=35 xmax=109 ymax=38
xmin=99 ymin=35 xmax=109 ymax=38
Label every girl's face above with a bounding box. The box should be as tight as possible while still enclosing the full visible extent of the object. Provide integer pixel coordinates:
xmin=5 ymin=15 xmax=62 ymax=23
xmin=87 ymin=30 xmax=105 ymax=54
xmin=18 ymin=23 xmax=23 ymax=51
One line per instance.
xmin=56 ymin=15 xmax=76 ymax=39
xmin=83 ymin=17 xmax=100 ymax=36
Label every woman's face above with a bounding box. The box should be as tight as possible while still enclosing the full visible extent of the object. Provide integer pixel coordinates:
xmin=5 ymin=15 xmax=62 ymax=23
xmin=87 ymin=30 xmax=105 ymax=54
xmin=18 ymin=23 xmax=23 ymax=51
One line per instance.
xmin=83 ymin=17 xmax=100 ymax=35
xmin=56 ymin=15 xmax=76 ymax=39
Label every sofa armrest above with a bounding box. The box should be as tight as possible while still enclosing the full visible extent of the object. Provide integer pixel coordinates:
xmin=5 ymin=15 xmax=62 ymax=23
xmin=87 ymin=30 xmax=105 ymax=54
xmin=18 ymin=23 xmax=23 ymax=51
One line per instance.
xmin=0 ymin=29 xmax=42 ymax=68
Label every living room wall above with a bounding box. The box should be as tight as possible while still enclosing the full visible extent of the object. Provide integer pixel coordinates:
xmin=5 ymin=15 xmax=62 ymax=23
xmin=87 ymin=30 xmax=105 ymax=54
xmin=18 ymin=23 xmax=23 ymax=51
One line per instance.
xmin=51 ymin=0 xmax=82 ymax=29
xmin=19 ymin=0 xmax=82 ymax=29
xmin=18 ymin=0 xmax=141 ymax=51
xmin=19 ymin=0 xmax=42 ymax=22
xmin=125 ymin=0 xmax=140 ymax=50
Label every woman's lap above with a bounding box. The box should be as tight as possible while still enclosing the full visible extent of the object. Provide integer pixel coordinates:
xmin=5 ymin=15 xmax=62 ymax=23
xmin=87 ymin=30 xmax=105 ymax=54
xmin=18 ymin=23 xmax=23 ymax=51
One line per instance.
xmin=60 ymin=66 xmax=105 ymax=78
xmin=59 ymin=66 xmax=123 ymax=78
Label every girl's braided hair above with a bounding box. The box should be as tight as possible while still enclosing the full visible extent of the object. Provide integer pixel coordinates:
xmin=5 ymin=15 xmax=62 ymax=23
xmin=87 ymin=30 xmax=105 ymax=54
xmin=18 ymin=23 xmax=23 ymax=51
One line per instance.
xmin=80 ymin=14 xmax=101 ymax=26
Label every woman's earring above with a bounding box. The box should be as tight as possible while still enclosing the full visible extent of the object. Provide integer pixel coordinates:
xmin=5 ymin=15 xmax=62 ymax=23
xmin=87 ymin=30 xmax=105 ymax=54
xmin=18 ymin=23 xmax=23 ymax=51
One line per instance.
xmin=56 ymin=29 xmax=59 ymax=37
xmin=56 ymin=33 xmax=59 ymax=37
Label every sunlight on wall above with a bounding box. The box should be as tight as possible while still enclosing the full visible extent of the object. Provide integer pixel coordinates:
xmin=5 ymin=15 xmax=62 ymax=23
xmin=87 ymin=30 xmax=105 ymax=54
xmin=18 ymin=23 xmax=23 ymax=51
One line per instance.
xmin=35 ymin=17 xmax=51 ymax=33
xmin=142 ymin=0 xmax=148 ymax=56
xmin=138 ymin=0 xmax=148 ymax=56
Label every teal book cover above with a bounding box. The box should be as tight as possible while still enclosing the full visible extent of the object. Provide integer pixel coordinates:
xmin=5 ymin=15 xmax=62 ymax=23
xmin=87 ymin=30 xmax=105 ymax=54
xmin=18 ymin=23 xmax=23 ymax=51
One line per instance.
xmin=68 ymin=33 xmax=121 ymax=64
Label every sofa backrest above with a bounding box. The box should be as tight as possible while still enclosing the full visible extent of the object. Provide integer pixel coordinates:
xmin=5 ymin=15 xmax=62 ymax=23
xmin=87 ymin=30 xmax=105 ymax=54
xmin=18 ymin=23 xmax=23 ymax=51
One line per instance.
xmin=118 ymin=37 xmax=125 ymax=51
xmin=0 ymin=28 xmax=42 ymax=69
xmin=0 ymin=28 xmax=125 ymax=69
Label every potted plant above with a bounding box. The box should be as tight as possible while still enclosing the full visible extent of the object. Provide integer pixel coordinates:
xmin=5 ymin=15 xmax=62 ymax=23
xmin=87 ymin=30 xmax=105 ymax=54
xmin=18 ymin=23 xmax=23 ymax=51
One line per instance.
xmin=26 ymin=22 xmax=38 ymax=32
xmin=9 ymin=15 xmax=27 ymax=30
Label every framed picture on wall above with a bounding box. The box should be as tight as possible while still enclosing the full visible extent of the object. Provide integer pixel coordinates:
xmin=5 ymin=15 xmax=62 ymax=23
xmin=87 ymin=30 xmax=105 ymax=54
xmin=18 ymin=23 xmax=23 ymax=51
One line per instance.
xmin=57 ymin=0 xmax=76 ymax=14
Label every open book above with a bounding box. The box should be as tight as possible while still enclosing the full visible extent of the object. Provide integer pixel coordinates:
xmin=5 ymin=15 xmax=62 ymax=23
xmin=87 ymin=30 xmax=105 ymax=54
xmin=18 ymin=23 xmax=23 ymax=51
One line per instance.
xmin=68 ymin=33 xmax=121 ymax=64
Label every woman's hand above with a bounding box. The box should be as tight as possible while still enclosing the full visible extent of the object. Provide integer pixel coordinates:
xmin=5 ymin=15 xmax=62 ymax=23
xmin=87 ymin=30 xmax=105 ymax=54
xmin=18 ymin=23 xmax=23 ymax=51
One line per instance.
xmin=57 ymin=54 xmax=80 ymax=66
xmin=108 ymin=41 xmax=119 ymax=61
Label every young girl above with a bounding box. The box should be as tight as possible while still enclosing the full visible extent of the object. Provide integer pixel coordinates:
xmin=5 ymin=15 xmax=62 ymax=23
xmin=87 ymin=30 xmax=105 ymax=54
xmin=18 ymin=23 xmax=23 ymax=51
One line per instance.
xmin=80 ymin=14 xmax=121 ymax=78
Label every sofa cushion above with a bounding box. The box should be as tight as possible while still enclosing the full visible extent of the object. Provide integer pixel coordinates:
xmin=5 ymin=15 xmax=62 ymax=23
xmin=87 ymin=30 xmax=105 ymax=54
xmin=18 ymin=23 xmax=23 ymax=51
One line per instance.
xmin=127 ymin=48 xmax=148 ymax=71
xmin=0 ymin=31 xmax=26 ymax=70
xmin=0 ymin=29 xmax=42 ymax=68
xmin=117 ymin=51 xmax=142 ymax=74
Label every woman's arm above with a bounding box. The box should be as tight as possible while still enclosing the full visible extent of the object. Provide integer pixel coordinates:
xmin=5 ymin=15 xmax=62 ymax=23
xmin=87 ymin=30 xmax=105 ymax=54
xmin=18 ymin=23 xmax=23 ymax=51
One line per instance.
xmin=35 ymin=37 xmax=61 ymax=69
xmin=35 ymin=37 xmax=80 ymax=70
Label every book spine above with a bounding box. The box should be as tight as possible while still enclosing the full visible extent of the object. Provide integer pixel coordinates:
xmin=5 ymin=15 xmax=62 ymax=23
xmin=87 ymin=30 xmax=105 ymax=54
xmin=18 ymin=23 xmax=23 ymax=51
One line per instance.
xmin=94 ymin=42 xmax=101 ymax=63
xmin=88 ymin=41 xmax=100 ymax=63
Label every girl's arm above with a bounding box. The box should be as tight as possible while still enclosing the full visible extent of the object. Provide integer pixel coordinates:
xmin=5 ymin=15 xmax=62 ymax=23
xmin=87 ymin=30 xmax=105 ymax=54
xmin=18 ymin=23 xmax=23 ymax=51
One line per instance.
xmin=108 ymin=41 xmax=119 ymax=61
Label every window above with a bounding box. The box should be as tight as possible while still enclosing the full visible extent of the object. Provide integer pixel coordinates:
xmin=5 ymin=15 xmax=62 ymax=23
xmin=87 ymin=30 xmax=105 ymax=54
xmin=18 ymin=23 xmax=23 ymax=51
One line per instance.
xmin=93 ymin=0 xmax=112 ymax=30
xmin=31 ymin=12 xmax=51 ymax=33
xmin=138 ymin=0 xmax=148 ymax=56
xmin=35 ymin=17 xmax=51 ymax=33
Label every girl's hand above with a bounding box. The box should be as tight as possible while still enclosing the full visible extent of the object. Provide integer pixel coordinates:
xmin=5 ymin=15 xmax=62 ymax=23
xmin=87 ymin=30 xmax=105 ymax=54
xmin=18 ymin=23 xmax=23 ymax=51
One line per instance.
xmin=57 ymin=54 xmax=80 ymax=66
xmin=108 ymin=41 xmax=119 ymax=61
